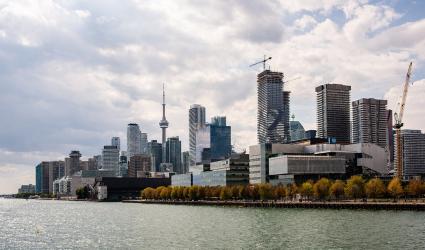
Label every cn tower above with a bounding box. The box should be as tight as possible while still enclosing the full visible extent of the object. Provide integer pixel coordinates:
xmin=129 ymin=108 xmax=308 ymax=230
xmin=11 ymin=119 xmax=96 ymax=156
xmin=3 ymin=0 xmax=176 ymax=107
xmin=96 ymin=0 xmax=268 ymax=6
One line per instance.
xmin=159 ymin=83 xmax=169 ymax=164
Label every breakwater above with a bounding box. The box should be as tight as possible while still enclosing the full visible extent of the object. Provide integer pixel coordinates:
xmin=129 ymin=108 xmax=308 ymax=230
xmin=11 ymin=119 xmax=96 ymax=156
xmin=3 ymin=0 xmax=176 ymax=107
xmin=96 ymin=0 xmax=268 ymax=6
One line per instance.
xmin=123 ymin=199 xmax=425 ymax=211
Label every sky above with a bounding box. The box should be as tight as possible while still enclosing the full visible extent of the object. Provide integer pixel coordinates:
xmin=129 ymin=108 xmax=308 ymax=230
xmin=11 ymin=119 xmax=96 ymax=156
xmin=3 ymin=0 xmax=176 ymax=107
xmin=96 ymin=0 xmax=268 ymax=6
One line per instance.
xmin=1 ymin=0 xmax=425 ymax=194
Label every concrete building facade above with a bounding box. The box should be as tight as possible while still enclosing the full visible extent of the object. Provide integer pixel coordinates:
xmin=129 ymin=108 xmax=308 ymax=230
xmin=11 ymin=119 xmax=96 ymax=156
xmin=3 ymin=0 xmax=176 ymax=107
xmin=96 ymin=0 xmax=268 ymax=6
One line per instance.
xmin=189 ymin=104 xmax=206 ymax=166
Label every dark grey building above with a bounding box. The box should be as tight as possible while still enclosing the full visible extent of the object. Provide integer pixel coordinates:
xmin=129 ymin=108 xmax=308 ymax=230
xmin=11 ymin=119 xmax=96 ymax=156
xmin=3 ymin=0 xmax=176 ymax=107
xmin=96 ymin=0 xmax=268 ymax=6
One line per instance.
xmin=147 ymin=140 xmax=162 ymax=172
xmin=182 ymin=151 xmax=190 ymax=174
xmin=189 ymin=104 xmax=206 ymax=166
xmin=65 ymin=150 xmax=82 ymax=176
xmin=316 ymin=84 xmax=351 ymax=144
xmin=257 ymin=70 xmax=290 ymax=144
xmin=352 ymin=98 xmax=388 ymax=148
xmin=166 ymin=136 xmax=182 ymax=173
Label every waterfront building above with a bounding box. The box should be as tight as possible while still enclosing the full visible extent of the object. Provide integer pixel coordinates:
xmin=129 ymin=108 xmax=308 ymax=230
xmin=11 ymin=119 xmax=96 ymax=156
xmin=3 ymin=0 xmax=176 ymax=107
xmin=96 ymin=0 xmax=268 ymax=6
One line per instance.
xmin=35 ymin=162 xmax=49 ymax=193
xmin=18 ymin=184 xmax=35 ymax=194
xmin=189 ymin=104 xmax=206 ymax=166
xmin=268 ymin=155 xmax=346 ymax=185
xmin=48 ymin=161 xmax=65 ymax=193
xmin=65 ymin=150 xmax=82 ymax=177
xmin=147 ymin=140 xmax=162 ymax=172
xmin=128 ymin=154 xmax=152 ymax=177
xmin=386 ymin=109 xmax=395 ymax=165
xmin=289 ymin=120 xmax=306 ymax=142
xmin=102 ymin=145 xmax=120 ymax=175
xmin=257 ymin=70 xmax=290 ymax=144
xmin=166 ymin=136 xmax=182 ymax=173
xmin=395 ymin=130 xmax=425 ymax=178
xmin=111 ymin=137 xmax=120 ymax=150
xmin=86 ymin=157 xmax=97 ymax=171
xmin=182 ymin=151 xmax=190 ymax=174
xmin=248 ymin=144 xmax=304 ymax=184
xmin=93 ymin=155 xmax=102 ymax=170
xmin=171 ymin=173 xmax=193 ymax=187
xmin=352 ymin=98 xmax=388 ymax=148
xmin=127 ymin=123 xmax=142 ymax=159
xmin=316 ymin=84 xmax=351 ymax=144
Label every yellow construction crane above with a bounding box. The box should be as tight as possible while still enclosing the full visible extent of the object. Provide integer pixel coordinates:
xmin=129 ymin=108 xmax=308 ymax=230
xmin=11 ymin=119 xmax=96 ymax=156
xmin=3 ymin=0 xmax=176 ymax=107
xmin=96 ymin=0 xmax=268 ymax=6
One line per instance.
xmin=394 ymin=62 xmax=413 ymax=179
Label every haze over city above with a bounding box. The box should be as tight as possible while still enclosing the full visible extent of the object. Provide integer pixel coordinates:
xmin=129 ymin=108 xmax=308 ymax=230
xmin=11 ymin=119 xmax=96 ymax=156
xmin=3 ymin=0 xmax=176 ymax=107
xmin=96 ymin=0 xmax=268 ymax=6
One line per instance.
xmin=1 ymin=0 xmax=425 ymax=194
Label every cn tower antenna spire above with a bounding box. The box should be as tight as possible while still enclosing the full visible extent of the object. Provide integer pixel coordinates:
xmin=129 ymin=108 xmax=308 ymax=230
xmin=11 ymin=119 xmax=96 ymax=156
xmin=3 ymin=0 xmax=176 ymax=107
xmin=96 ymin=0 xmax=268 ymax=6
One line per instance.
xmin=159 ymin=83 xmax=169 ymax=166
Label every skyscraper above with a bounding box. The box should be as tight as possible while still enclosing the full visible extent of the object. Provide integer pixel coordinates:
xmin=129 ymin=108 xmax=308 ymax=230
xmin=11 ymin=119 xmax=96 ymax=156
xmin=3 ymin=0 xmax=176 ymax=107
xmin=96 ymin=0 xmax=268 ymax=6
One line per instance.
xmin=65 ymin=150 xmax=82 ymax=176
xmin=395 ymin=130 xmax=425 ymax=178
xmin=111 ymin=137 xmax=120 ymax=150
xmin=127 ymin=123 xmax=142 ymax=158
xmin=289 ymin=120 xmax=306 ymax=142
xmin=316 ymin=84 xmax=351 ymax=144
xmin=141 ymin=133 xmax=148 ymax=154
xmin=159 ymin=84 xmax=169 ymax=165
xmin=35 ymin=162 xmax=49 ymax=193
xmin=147 ymin=140 xmax=162 ymax=172
xmin=189 ymin=104 xmax=206 ymax=166
xmin=166 ymin=136 xmax=182 ymax=174
xmin=102 ymin=145 xmax=120 ymax=175
xmin=352 ymin=98 xmax=388 ymax=148
xmin=128 ymin=154 xmax=151 ymax=177
xmin=257 ymin=70 xmax=290 ymax=144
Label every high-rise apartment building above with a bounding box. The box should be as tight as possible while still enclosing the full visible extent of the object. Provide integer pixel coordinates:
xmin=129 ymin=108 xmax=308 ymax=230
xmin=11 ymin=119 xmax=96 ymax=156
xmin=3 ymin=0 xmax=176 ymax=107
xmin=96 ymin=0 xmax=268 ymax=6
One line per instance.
xmin=257 ymin=70 xmax=290 ymax=144
xmin=127 ymin=123 xmax=142 ymax=159
xmin=316 ymin=84 xmax=351 ymax=144
xmin=102 ymin=145 xmax=120 ymax=175
xmin=48 ymin=161 xmax=65 ymax=193
xmin=395 ymin=130 xmax=425 ymax=178
xmin=128 ymin=154 xmax=151 ymax=177
xmin=141 ymin=133 xmax=148 ymax=154
xmin=65 ymin=150 xmax=82 ymax=176
xmin=166 ymin=136 xmax=182 ymax=174
xmin=36 ymin=161 xmax=65 ymax=194
xmin=111 ymin=137 xmax=120 ymax=150
xmin=290 ymin=120 xmax=306 ymax=142
xmin=189 ymin=104 xmax=206 ymax=166
xmin=352 ymin=98 xmax=388 ymax=148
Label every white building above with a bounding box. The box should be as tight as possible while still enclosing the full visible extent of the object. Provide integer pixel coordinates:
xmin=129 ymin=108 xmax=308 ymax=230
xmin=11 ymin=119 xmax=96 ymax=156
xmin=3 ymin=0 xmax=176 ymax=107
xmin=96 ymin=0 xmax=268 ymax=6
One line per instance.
xmin=111 ymin=137 xmax=120 ymax=151
xmin=102 ymin=145 xmax=120 ymax=175
xmin=127 ymin=123 xmax=142 ymax=158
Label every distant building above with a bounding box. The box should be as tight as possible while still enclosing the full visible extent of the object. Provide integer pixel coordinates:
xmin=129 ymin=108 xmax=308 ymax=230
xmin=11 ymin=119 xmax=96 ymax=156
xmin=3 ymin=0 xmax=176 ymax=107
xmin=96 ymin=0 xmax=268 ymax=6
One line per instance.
xmin=119 ymin=154 xmax=128 ymax=177
xmin=93 ymin=155 xmax=102 ymax=170
xmin=166 ymin=136 xmax=182 ymax=173
xmin=48 ymin=161 xmax=65 ymax=193
xmin=182 ymin=151 xmax=190 ymax=174
xmin=127 ymin=123 xmax=142 ymax=158
xmin=316 ymin=84 xmax=351 ymax=144
xmin=65 ymin=150 xmax=82 ymax=177
xmin=257 ymin=70 xmax=290 ymax=144
xmin=102 ymin=145 xmax=119 ymax=175
xmin=111 ymin=137 xmax=120 ymax=151
xmin=290 ymin=120 xmax=306 ymax=142
xmin=386 ymin=109 xmax=395 ymax=164
xmin=395 ymin=130 xmax=425 ymax=178
xmin=189 ymin=104 xmax=206 ymax=166
xmin=18 ymin=184 xmax=35 ymax=194
xmin=36 ymin=161 xmax=65 ymax=194
xmin=352 ymin=98 xmax=388 ymax=148
xmin=305 ymin=130 xmax=316 ymax=139
xmin=195 ymin=117 xmax=232 ymax=164
xmin=128 ymin=155 xmax=151 ymax=177
xmin=147 ymin=140 xmax=162 ymax=172
xmin=141 ymin=133 xmax=148 ymax=154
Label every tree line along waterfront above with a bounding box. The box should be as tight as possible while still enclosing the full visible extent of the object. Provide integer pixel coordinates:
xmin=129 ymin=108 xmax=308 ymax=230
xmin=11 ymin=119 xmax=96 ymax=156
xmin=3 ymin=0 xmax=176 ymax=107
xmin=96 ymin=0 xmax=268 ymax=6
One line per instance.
xmin=140 ymin=177 xmax=425 ymax=202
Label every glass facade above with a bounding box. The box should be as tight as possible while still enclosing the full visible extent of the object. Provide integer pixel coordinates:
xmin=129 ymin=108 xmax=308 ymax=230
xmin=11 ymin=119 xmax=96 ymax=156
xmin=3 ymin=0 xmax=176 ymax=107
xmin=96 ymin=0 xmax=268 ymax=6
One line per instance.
xmin=166 ymin=136 xmax=182 ymax=173
xmin=147 ymin=140 xmax=162 ymax=172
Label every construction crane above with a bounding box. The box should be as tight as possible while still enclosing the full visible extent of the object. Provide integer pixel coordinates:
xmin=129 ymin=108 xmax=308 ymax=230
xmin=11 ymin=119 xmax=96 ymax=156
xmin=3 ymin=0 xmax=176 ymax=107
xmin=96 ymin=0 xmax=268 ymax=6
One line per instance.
xmin=394 ymin=62 xmax=413 ymax=179
xmin=249 ymin=55 xmax=272 ymax=70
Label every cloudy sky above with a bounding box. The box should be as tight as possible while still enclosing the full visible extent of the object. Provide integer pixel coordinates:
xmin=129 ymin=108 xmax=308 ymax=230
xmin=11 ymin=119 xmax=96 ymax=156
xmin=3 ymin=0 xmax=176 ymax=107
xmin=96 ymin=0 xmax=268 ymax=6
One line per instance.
xmin=1 ymin=0 xmax=425 ymax=194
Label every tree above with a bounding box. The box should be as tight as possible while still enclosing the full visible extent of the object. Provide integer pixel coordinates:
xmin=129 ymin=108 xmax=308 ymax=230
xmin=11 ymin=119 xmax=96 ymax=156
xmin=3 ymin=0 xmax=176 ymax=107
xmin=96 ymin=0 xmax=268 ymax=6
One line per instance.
xmin=220 ymin=187 xmax=231 ymax=200
xmin=406 ymin=179 xmax=424 ymax=199
xmin=365 ymin=178 xmax=385 ymax=200
xmin=141 ymin=187 xmax=155 ymax=199
xmin=182 ymin=187 xmax=190 ymax=200
xmin=258 ymin=184 xmax=273 ymax=201
xmin=387 ymin=177 xmax=404 ymax=201
xmin=300 ymin=181 xmax=313 ymax=200
xmin=170 ymin=187 xmax=178 ymax=200
xmin=344 ymin=176 xmax=365 ymax=200
xmin=249 ymin=185 xmax=260 ymax=200
xmin=274 ymin=185 xmax=286 ymax=200
xmin=189 ymin=186 xmax=199 ymax=200
xmin=287 ymin=183 xmax=298 ymax=200
xmin=313 ymin=178 xmax=331 ymax=200
xmin=330 ymin=180 xmax=345 ymax=200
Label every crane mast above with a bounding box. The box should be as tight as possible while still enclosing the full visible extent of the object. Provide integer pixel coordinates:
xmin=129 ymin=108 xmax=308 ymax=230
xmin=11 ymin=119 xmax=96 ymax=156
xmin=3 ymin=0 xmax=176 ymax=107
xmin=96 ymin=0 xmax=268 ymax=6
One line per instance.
xmin=394 ymin=62 xmax=413 ymax=179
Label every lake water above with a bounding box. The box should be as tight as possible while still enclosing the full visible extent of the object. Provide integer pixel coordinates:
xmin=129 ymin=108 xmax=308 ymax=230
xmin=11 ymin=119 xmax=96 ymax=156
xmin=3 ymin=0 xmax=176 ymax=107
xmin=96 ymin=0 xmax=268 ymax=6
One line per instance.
xmin=1 ymin=198 xmax=425 ymax=249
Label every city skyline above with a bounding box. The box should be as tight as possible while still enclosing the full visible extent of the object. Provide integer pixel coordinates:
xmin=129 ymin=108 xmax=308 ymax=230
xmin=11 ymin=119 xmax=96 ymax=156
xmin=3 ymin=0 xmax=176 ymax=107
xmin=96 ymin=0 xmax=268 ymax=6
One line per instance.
xmin=2 ymin=0 xmax=425 ymax=193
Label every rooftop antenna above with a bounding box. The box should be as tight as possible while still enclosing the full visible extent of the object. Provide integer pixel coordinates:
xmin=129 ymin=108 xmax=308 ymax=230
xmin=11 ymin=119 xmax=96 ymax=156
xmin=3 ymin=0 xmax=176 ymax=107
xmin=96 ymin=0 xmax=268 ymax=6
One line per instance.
xmin=249 ymin=55 xmax=272 ymax=70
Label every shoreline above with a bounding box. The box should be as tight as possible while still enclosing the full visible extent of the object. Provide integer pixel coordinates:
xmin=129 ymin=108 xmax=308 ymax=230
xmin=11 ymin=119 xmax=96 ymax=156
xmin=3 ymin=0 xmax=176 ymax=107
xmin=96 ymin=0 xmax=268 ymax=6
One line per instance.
xmin=122 ymin=199 xmax=425 ymax=211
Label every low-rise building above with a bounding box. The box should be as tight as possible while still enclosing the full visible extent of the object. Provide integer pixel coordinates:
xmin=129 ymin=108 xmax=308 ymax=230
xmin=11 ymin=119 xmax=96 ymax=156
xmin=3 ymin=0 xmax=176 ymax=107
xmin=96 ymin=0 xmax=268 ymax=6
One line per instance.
xmin=18 ymin=184 xmax=36 ymax=194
